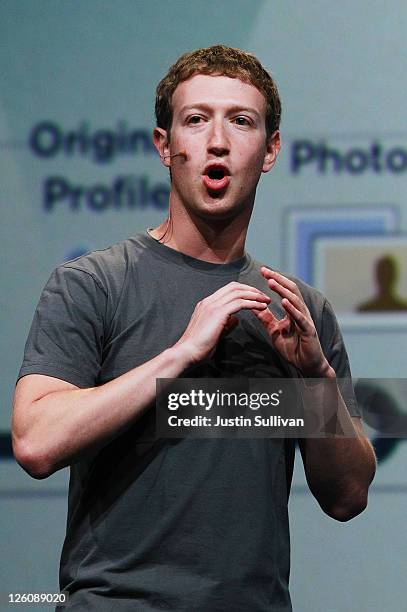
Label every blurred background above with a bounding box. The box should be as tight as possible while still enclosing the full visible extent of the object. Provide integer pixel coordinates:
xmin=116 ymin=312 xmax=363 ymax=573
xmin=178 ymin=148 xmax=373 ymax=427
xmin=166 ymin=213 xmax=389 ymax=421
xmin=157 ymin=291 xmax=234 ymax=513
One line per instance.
xmin=1 ymin=1 xmax=406 ymax=610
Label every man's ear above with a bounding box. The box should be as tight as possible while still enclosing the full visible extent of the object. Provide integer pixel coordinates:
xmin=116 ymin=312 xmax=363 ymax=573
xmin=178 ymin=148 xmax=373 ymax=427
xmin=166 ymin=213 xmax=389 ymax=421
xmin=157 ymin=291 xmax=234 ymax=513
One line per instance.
xmin=153 ymin=127 xmax=171 ymax=168
xmin=262 ymin=130 xmax=281 ymax=173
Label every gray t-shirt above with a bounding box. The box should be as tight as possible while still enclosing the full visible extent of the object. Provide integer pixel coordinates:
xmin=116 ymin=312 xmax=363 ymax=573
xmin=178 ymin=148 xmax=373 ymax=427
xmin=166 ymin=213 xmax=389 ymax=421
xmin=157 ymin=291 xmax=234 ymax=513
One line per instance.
xmin=18 ymin=232 xmax=359 ymax=611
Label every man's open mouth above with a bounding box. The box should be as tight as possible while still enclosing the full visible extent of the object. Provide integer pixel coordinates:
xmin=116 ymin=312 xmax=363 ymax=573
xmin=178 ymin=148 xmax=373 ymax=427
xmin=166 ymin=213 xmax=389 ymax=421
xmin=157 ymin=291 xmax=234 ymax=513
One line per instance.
xmin=208 ymin=168 xmax=225 ymax=180
xmin=203 ymin=165 xmax=231 ymax=191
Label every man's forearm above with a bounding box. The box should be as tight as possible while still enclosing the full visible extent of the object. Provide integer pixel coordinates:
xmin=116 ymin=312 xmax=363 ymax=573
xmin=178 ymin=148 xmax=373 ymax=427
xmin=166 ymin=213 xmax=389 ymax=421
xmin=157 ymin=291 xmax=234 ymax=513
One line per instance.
xmin=12 ymin=344 xmax=191 ymax=479
xmin=299 ymin=379 xmax=376 ymax=521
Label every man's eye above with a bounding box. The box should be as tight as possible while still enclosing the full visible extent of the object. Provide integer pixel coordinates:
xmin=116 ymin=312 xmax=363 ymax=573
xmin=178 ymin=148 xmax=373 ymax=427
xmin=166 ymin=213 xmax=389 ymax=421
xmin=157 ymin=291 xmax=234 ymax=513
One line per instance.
xmin=234 ymin=116 xmax=250 ymax=126
xmin=187 ymin=116 xmax=202 ymax=124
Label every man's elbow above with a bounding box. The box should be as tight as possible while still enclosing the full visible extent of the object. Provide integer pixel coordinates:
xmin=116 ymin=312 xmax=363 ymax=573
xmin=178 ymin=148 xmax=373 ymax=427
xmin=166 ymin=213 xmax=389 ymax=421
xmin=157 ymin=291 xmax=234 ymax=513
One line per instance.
xmin=322 ymin=490 xmax=368 ymax=522
xmin=13 ymin=436 xmax=54 ymax=480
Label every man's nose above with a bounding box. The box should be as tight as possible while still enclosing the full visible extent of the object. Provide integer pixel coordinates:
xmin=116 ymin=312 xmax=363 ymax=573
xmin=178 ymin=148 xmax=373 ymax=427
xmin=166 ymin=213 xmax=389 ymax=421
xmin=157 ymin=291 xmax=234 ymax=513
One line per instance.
xmin=207 ymin=119 xmax=230 ymax=156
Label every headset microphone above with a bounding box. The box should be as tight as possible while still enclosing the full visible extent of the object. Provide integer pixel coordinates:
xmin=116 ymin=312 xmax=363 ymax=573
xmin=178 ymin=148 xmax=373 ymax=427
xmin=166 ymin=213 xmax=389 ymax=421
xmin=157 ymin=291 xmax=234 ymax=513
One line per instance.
xmin=161 ymin=150 xmax=188 ymax=161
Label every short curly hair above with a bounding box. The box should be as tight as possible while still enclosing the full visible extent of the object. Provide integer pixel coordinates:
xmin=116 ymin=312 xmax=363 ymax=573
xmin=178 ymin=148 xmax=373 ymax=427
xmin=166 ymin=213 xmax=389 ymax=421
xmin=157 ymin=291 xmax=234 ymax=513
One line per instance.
xmin=155 ymin=44 xmax=281 ymax=140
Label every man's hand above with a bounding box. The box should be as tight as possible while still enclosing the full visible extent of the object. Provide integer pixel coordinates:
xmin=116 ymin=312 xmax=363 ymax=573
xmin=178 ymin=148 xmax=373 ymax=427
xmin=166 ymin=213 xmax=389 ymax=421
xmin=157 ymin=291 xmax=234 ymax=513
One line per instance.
xmin=175 ymin=281 xmax=271 ymax=365
xmin=252 ymin=267 xmax=333 ymax=378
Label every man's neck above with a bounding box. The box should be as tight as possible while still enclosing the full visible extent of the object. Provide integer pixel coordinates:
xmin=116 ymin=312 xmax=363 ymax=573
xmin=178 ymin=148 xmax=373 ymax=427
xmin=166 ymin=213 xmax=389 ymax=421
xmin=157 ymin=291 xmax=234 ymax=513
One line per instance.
xmin=149 ymin=209 xmax=251 ymax=264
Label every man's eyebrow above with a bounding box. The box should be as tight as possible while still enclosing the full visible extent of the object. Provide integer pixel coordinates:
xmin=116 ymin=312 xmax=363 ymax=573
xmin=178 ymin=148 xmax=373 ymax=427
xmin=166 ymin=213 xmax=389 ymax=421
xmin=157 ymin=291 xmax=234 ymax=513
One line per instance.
xmin=179 ymin=104 xmax=261 ymax=118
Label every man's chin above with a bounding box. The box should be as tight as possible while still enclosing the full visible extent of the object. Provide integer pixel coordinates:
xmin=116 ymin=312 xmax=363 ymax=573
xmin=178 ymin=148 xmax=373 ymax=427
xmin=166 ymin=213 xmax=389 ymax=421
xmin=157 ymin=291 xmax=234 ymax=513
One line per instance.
xmin=192 ymin=202 xmax=247 ymax=223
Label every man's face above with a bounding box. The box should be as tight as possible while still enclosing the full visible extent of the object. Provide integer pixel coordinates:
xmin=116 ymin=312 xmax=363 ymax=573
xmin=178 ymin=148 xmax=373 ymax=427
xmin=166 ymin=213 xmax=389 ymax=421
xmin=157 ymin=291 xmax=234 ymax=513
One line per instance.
xmin=154 ymin=74 xmax=280 ymax=222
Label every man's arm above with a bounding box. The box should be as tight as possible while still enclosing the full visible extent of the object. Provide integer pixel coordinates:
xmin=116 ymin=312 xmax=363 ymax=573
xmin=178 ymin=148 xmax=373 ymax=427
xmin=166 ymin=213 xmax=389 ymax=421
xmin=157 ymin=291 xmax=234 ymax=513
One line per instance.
xmin=13 ymin=347 xmax=190 ymax=479
xmin=13 ymin=281 xmax=270 ymax=479
xmin=253 ymin=267 xmax=376 ymax=521
xmin=298 ymin=415 xmax=375 ymax=521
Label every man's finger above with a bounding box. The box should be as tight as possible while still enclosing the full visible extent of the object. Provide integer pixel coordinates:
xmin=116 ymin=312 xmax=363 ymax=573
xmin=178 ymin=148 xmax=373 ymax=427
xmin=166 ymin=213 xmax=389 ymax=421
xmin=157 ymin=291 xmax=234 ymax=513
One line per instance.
xmin=281 ymin=298 xmax=310 ymax=333
xmin=227 ymin=298 xmax=269 ymax=314
xmin=252 ymin=306 xmax=279 ymax=326
xmin=260 ymin=267 xmax=303 ymax=298
xmin=209 ymin=281 xmax=270 ymax=302
xmin=266 ymin=280 xmax=308 ymax=315
xmin=214 ymin=289 xmax=271 ymax=310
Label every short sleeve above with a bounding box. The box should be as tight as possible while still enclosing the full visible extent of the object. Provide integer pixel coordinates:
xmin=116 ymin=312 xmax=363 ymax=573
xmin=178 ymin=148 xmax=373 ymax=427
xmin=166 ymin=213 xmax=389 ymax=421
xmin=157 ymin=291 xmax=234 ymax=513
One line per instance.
xmin=18 ymin=265 xmax=107 ymax=388
xmin=319 ymin=298 xmax=360 ymax=417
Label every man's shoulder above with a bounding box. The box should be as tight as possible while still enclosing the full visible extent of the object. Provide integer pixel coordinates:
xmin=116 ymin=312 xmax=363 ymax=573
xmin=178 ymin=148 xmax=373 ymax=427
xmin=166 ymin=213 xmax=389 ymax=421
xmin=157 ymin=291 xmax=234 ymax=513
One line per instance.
xmin=55 ymin=233 xmax=149 ymax=293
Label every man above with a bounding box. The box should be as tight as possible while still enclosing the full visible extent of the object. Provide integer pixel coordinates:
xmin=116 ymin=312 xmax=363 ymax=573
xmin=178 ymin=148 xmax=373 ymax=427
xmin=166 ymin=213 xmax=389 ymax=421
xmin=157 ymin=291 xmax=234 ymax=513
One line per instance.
xmin=13 ymin=45 xmax=376 ymax=611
